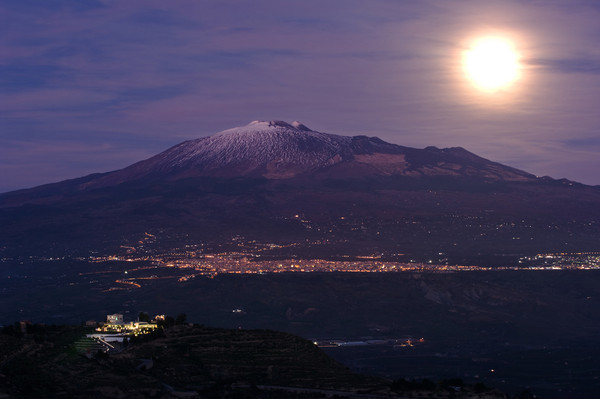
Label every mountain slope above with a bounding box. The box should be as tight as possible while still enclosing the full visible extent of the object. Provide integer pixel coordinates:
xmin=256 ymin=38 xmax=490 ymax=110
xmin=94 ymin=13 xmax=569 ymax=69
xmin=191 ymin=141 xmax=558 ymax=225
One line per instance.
xmin=84 ymin=120 xmax=538 ymax=186
xmin=1 ymin=120 xmax=599 ymax=260
xmin=1 ymin=120 xmax=535 ymax=203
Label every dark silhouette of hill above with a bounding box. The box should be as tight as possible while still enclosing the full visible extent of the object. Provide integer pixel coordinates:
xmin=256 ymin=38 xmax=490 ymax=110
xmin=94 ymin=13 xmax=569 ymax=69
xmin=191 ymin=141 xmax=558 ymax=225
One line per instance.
xmin=0 ymin=323 xmax=507 ymax=398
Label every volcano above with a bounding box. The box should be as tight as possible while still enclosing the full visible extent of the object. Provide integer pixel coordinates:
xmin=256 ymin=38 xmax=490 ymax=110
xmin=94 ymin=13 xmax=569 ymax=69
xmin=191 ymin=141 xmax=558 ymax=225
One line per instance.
xmin=1 ymin=120 xmax=599 ymax=261
xmin=48 ymin=120 xmax=537 ymax=188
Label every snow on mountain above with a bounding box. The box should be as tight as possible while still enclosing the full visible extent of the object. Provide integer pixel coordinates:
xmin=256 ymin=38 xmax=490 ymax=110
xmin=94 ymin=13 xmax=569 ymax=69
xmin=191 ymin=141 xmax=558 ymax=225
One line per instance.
xmin=175 ymin=120 xmax=353 ymax=173
xmin=84 ymin=120 xmax=353 ymax=186
xmin=80 ymin=120 xmax=536 ymax=189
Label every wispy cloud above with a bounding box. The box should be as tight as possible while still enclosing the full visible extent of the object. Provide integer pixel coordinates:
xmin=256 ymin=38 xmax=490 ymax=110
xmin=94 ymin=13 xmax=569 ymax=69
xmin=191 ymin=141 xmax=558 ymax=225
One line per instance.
xmin=526 ymin=58 xmax=600 ymax=74
xmin=1 ymin=0 xmax=600 ymax=191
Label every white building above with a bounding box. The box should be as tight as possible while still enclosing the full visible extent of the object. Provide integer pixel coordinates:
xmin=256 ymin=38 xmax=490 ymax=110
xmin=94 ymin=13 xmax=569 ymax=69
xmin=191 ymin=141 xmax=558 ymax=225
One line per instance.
xmin=106 ymin=313 xmax=124 ymax=324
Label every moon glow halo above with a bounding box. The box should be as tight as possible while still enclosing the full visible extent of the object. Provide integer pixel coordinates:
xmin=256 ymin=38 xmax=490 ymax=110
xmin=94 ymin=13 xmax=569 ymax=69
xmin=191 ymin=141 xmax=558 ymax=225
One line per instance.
xmin=463 ymin=37 xmax=521 ymax=92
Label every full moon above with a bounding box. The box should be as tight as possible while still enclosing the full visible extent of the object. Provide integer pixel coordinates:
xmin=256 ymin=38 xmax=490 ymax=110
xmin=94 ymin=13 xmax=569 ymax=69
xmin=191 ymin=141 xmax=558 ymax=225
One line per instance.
xmin=463 ymin=37 xmax=521 ymax=92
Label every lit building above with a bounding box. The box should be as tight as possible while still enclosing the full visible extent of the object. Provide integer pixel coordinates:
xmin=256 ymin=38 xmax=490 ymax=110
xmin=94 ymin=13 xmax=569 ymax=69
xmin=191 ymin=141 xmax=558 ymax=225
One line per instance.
xmin=107 ymin=313 xmax=124 ymax=324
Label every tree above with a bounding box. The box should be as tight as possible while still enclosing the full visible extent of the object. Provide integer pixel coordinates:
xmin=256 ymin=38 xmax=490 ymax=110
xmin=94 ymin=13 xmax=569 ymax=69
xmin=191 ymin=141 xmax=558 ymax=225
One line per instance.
xmin=474 ymin=382 xmax=489 ymax=393
xmin=163 ymin=315 xmax=175 ymax=328
xmin=175 ymin=313 xmax=187 ymax=325
xmin=1 ymin=324 xmax=16 ymax=336
xmin=138 ymin=312 xmax=150 ymax=322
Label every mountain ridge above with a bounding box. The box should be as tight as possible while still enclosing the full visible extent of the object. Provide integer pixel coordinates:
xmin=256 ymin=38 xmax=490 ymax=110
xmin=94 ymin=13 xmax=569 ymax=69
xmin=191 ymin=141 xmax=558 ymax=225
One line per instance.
xmin=2 ymin=120 xmax=538 ymax=201
xmin=90 ymin=120 xmax=538 ymax=185
xmin=1 ymin=120 xmax=599 ymax=259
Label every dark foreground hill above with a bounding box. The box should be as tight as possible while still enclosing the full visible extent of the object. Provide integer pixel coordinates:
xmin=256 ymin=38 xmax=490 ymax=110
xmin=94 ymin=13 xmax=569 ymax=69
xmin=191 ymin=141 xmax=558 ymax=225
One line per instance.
xmin=2 ymin=261 xmax=600 ymax=398
xmin=0 ymin=324 xmax=506 ymax=398
xmin=1 ymin=120 xmax=599 ymax=260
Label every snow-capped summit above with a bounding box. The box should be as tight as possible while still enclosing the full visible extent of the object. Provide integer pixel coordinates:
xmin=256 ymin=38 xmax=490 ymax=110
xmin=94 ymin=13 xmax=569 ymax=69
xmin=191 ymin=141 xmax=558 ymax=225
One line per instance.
xmin=217 ymin=120 xmax=298 ymax=135
xmin=215 ymin=120 xmax=312 ymax=136
xmin=82 ymin=120 xmax=351 ymax=186
xmin=291 ymin=121 xmax=312 ymax=131
xmin=167 ymin=120 xmax=352 ymax=178
xmin=80 ymin=120 xmax=536 ymax=189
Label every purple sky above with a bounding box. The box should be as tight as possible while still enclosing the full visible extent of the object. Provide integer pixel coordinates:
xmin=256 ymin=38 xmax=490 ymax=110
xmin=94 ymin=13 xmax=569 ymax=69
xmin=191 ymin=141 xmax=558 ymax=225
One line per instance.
xmin=1 ymin=0 xmax=599 ymax=192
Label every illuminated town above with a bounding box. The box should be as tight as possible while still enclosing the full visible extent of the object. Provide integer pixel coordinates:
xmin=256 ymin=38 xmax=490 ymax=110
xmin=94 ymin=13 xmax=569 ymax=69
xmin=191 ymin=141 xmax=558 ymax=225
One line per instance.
xmin=43 ymin=231 xmax=594 ymax=290
xmin=4 ymin=231 xmax=599 ymax=292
